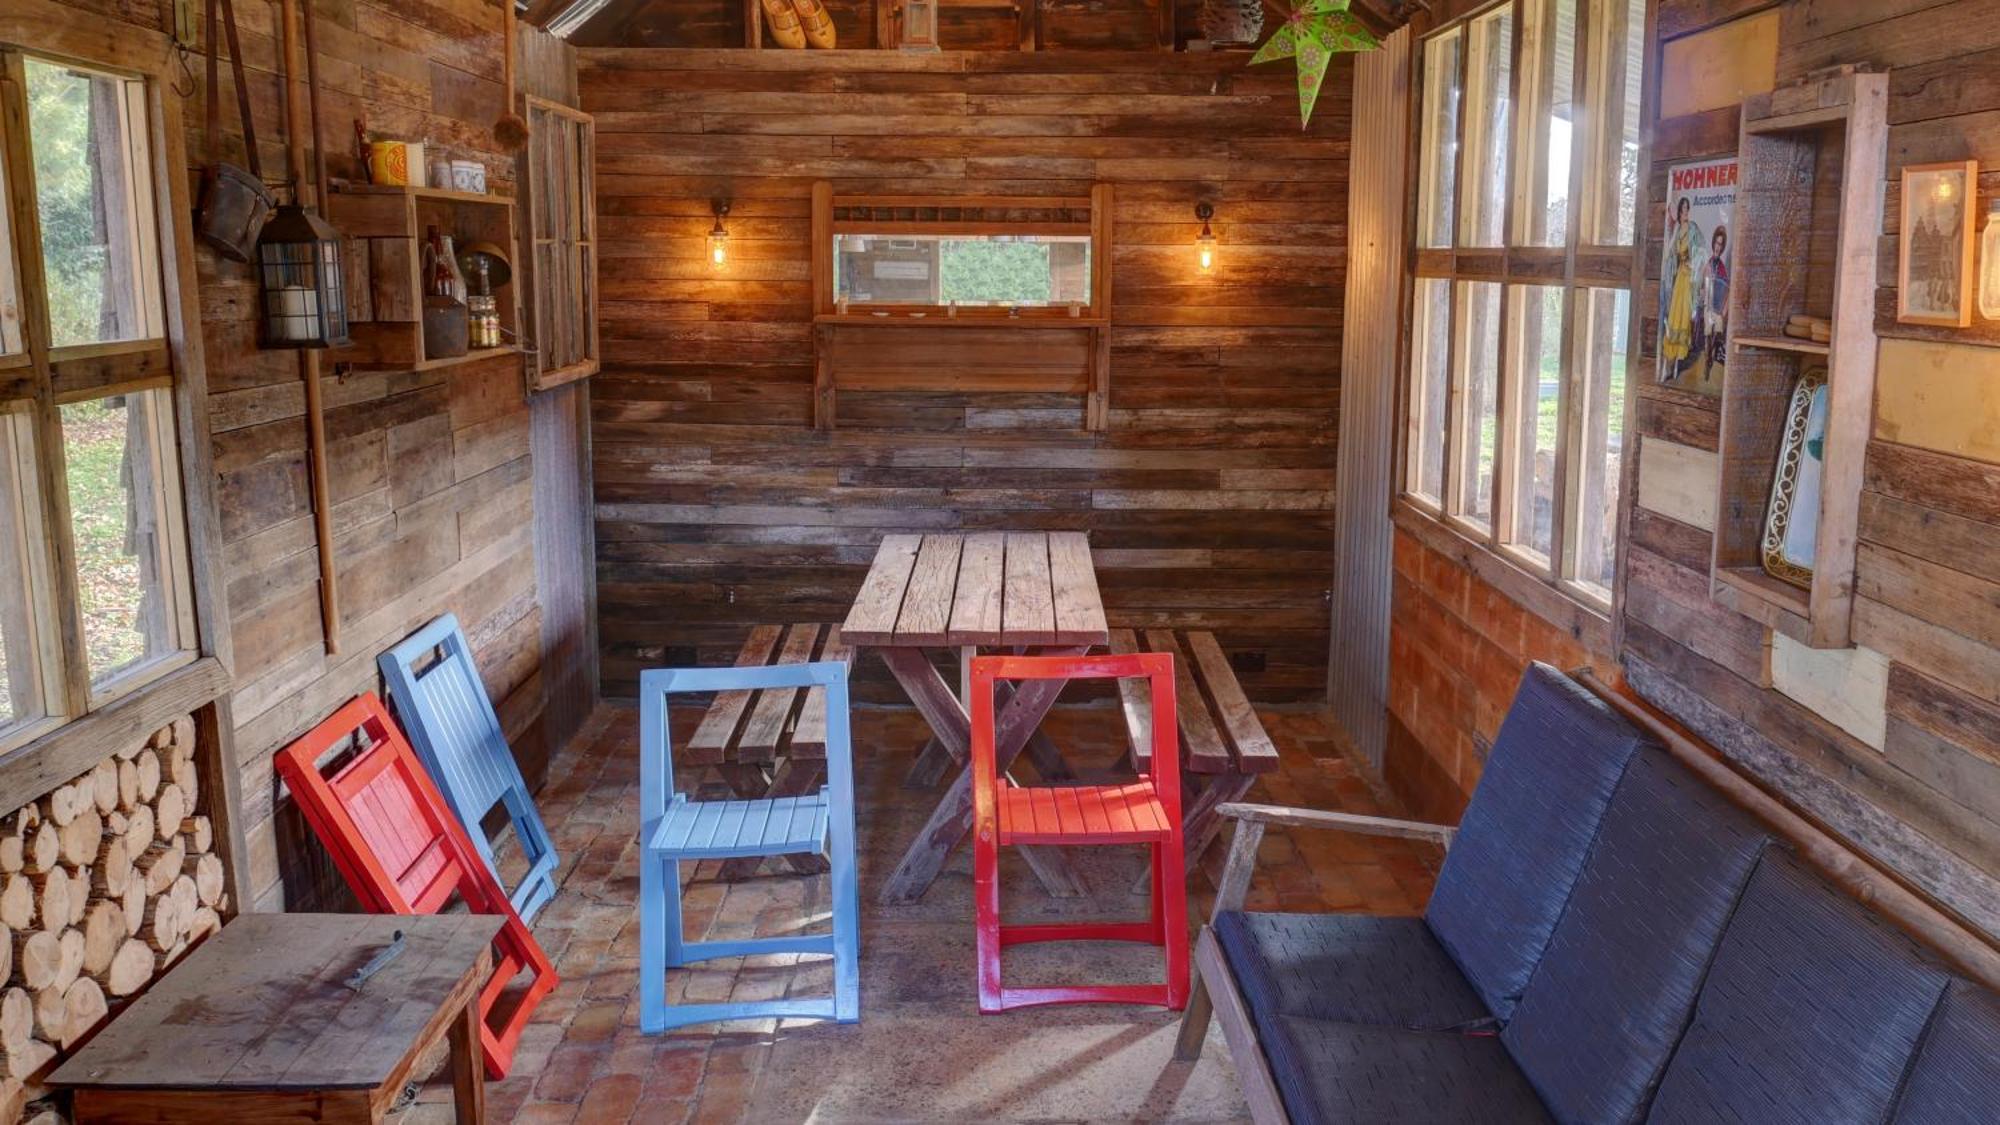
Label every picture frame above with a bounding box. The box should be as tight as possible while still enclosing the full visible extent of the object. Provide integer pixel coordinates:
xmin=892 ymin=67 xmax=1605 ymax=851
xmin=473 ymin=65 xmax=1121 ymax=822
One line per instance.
xmin=1761 ymin=364 xmax=1829 ymax=590
xmin=1897 ymin=160 xmax=1977 ymax=327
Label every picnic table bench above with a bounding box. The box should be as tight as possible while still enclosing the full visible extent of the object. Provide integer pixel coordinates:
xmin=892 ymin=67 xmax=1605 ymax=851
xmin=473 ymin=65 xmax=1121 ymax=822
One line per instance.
xmin=686 ymin=622 xmax=856 ymax=879
xmin=1111 ymin=629 xmax=1280 ymax=877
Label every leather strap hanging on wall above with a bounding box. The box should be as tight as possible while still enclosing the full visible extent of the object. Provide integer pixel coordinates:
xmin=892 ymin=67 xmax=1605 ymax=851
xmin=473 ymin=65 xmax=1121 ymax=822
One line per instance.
xmin=194 ymin=0 xmax=275 ymax=261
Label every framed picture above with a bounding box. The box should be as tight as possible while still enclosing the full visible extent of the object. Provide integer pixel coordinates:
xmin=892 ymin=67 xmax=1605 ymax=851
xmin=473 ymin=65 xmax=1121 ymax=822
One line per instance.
xmin=1761 ymin=364 xmax=1829 ymax=590
xmin=1657 ymin=157 xmax=1738 ymax=396
xmin=1898 ymin=160 xmax=1977 ymax=327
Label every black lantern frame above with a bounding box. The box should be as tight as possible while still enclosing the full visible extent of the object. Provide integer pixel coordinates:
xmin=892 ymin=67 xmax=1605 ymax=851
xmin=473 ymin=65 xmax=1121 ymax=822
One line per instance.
xmin=256 ymin=203 xmax=350 ymax=349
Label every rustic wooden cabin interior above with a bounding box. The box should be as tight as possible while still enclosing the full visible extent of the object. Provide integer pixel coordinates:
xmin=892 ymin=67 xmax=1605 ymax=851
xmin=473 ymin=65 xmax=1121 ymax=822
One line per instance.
xmin=0 ymin=0 xmax=1996 ymax=1120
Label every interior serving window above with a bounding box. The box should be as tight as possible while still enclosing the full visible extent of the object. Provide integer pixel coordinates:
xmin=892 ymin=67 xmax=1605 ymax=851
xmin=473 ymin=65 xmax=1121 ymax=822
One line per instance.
xmin=833 ymin=233 xmax=1093 ymax=308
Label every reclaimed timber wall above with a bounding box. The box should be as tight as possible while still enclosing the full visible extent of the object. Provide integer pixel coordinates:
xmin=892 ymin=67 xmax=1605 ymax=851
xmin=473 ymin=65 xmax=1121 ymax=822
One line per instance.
xmin=1392 ymin=0 xmax=2000 ymax=936
xmin=577 ymin=47 xmax=1349 ymax=704
xmin=37 ymin=0 xmax=580 ymax=913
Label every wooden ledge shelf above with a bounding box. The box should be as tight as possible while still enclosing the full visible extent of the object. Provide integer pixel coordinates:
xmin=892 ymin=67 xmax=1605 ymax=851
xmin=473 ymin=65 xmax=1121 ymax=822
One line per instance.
xmin=335 ymin=183 xmax=516 ymax=208
xmin=1734 ymin=334 xmax=1830 ymax=356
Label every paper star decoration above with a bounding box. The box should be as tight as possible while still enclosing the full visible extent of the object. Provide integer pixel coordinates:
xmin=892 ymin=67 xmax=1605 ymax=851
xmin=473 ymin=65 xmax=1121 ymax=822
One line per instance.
xmin=1250 ymin=0 xmax=1381 ymax=129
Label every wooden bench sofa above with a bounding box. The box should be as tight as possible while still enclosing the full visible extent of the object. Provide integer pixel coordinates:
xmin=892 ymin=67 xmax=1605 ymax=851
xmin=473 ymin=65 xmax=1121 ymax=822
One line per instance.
xmin=1176 ymin=663 xmax=2000 ymax=1124
xmin=686 ymin=623 xmax=855 ymax=878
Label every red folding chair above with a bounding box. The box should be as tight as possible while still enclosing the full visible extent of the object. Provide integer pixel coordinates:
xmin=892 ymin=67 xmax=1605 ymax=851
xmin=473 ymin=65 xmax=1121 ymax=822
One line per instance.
xmin=274 ymin=694 xmax=558 ymax=1078
xmin=971 ymin=652 xmax=1189 ymax=1013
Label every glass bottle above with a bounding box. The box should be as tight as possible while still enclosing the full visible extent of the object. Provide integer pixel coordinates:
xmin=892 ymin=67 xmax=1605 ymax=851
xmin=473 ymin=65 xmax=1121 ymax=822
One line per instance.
xmin=1980 ymin=201 xmax=2000 ymax=320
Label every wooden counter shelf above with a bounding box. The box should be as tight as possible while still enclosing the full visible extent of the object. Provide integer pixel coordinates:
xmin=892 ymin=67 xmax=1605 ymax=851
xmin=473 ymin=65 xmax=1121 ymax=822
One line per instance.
xmin=327 ymin=182 xmax=522 ymax=375
xmin=1733 ymin=334 xmax=1830 ymax=357
xmin=813 ymin=313 xmax=1111 ymax=329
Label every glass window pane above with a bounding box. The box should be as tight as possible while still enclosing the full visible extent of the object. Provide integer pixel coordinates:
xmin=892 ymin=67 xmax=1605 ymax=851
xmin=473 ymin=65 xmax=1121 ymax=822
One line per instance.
xmin=1417 ymin=29 xmax=1464 ymax=249
xmin=1569 ymin=287 xmax=1630 ymax=598
xmin=1458 ymin=7 xmax=1514 ymax=248
xmin=24 ymin=59 xmax=162 ymax=349
xmin=1453 ymin=280 xmax=1503 ymax=528
xmin=61 ymin=390 xmax=186 ymax=690
xmin=1583 ymin=0 xmax=1646 ymax=244
xmin=1507 ymin=285 xmax=1564 ymax=562
xmin=832 ymin=233 xmax=1092 ymax=307
xmin=0 ymin=134 xmax=23 ymax=356
xmin=1409 ymin=278 xmax=1453 ymax=503
xmin=0 ymin=412 xmax=53 ymax=737
xmin=1514 ymin=0 xmax=1577 ymax=247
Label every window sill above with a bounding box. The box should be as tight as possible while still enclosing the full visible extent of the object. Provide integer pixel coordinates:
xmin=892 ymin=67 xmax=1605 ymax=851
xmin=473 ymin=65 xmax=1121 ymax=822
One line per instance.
xmin=0 ymin=655 xmax=228 ymax=814
xmin=1392 ymin=497 xmax=1614 ymax=657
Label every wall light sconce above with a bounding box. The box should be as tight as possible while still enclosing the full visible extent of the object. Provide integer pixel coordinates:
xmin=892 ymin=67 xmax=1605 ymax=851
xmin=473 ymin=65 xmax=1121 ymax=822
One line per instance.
xmin=1195 ymin=201 xmax=1217 ymax=273
xmin=709 ymin=199 xmax=731 ymax=269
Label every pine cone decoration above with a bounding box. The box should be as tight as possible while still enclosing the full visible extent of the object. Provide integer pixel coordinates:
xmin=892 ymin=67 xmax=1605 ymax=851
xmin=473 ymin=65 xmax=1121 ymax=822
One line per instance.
xmin=1199 ymin=0 xmax=1266 ymax=45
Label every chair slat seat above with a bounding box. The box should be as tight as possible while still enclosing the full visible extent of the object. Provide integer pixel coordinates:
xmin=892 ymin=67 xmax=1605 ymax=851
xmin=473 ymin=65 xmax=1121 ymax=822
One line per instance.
xmin=998 ymin=782 xmax=1173 ymax=844
xmin=648 ymin=794 xmax=831 ymax=859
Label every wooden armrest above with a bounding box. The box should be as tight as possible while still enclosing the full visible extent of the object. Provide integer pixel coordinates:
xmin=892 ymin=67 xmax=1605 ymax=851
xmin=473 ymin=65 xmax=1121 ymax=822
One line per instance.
xmin=1216 ymin=802 xmax=1457 ymax=847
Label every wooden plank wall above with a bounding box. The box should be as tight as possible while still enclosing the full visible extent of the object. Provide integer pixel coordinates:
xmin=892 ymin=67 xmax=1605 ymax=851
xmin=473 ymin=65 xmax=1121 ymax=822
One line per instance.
xmin=1389 ymin=0 xmax=2000 ymax=935
xmin=36 ymin=0 xmax=576 ymax=912
xmin=577 ymin=47 xmax=1349 ymax=704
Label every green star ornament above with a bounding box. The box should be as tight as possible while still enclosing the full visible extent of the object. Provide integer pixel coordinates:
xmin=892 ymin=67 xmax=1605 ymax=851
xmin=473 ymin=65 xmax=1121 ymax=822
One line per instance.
xmin=1250 ymin=0 xmax=1381 ymax=129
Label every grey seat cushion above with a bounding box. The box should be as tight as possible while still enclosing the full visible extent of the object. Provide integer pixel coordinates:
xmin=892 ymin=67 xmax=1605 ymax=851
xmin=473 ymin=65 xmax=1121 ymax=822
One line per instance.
xmin=1502 ymin=748 xmax=1773 ymax=1124
xmin=1425 ymin=663 xmax=1652 ymax=1022
xmin=1214 ymin=910 xmax=1489 ymax=1030
xmin=1263 ymin=1016 xmax=1552 ymax=1125
xmin=1892 ymin=980 xmax=2000 ymax=1124
xmin=1648 ymin=854 xmax=1951 ymax=1125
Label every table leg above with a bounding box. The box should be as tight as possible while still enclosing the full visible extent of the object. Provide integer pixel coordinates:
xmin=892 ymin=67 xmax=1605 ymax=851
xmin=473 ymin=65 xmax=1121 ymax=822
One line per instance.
xmin=879 ymin=662 xmax=1088 ymax=904
xmin=449 ymin=998 xmax=484 ymax=1123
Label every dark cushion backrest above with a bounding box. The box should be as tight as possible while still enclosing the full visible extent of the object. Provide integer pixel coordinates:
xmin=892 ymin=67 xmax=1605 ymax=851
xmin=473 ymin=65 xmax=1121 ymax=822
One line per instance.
xmin=1424 ymin=663 xmax=1652 ymax=1022
xmin=1892 ymin=980 xmax=2000 ymax=1124
xmin=1501 ymin=748 xmax=1773 ymax=1124
xmin=1647 ymin=854 xmax=1951 ymax=1125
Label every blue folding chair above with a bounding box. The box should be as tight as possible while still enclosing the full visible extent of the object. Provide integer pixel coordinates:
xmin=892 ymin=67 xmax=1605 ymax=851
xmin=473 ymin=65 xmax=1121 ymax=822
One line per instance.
xmin=380 ymin=614 xmax=559 ymax=924
xmin=638 ymin=660 xmax=861 ymax=1033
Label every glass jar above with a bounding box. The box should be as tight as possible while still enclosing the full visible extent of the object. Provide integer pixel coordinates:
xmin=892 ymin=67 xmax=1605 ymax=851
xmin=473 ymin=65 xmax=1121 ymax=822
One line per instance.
xmin=467 ymin=295 xmax=501 ymax=349
xmin=1980 ymin=201 xmax=2000 ymax=320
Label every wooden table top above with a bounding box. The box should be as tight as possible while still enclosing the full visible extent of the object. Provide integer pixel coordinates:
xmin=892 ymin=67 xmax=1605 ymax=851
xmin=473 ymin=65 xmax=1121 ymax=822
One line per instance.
xmin=842 ymin=531 xmax=1108 ymax=648
xmin=50 ymin=913 xmax=499 ymax=1092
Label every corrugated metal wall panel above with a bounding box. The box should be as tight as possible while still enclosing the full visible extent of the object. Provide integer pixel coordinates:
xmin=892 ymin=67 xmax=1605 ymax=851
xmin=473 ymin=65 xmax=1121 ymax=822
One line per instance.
xmin=1329 ymin=28 xmax=1411 ymax=769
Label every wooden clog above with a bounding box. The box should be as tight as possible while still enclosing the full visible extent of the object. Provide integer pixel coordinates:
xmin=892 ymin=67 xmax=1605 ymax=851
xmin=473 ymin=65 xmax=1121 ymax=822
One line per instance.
xmin=759 ymin=0 xmax=807 ymax=49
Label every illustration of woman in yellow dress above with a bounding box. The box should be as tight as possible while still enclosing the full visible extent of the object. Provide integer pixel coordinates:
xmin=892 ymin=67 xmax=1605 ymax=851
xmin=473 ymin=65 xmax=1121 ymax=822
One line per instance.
xmin=1659 ymin=196 xmax=1700 ymax=382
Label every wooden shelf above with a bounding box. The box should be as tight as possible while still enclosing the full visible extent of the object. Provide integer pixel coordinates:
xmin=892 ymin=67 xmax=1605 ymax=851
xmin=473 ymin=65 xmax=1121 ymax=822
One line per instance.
xmin=326 ymin=183 xmax=521 ymax=374
xmin=1709 ymin=70 xmax=1887 ymax=650
xmin=1734 ymin=334 xmax=1830 ymax=356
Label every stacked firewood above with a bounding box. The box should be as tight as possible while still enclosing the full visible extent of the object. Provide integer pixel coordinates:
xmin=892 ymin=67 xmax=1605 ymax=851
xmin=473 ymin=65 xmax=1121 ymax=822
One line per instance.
xmin=0 ymin=715 xmax=225 ymax=1120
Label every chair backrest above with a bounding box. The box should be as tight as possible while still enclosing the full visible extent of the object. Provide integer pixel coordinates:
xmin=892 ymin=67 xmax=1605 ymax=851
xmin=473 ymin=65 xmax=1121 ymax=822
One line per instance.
xmin=968 ymin=652 xmax=1181 ymax=811
xmin=1423 ymin=662 xmax=1654 ymax=1023
xmin=378 ymin=615 xmax=540 ymax=828
xmin=274 ymin=693 xmax=511 ymax=917
xmin=638 ymin=660 xmax=855 ymax=838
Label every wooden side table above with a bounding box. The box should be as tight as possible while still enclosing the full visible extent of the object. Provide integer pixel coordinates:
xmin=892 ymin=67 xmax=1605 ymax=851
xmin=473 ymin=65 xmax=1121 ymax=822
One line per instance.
xmin=51 ymin=913 xmax=499 ymax=1123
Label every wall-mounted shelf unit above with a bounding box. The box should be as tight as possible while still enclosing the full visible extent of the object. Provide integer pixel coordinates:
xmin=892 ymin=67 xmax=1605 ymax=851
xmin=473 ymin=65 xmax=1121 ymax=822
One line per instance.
xmin=1711 ymin=68 xmax=1887 ymax=649
xmin=327 ymin=184 xmax=522 ymax=374
xmin=809 ymin=182 xmax=1114 ymax=430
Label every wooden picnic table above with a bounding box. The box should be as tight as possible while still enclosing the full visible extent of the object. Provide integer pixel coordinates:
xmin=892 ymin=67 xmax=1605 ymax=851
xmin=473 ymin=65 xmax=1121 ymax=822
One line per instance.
xmin=843 ymin=531 xmax=1109 ymax=904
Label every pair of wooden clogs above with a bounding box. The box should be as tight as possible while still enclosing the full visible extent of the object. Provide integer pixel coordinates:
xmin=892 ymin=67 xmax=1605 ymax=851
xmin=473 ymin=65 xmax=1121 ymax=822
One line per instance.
xmin=760 ymin=0 xmax=836 ymax=48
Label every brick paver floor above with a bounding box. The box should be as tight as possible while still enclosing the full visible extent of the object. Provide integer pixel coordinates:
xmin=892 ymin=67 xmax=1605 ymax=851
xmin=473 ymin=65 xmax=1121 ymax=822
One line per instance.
xmin=392 ymin=703 xmax=1442 ymax=1124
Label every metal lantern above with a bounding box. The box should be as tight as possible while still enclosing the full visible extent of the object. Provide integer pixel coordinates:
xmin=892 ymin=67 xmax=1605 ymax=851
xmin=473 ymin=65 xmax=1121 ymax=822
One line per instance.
xmin=708 ymin=199 xmax=731 ymax=269
xmin=1195 ymin=201 xmax=1217 ymax=273
xmin=899 ymin=0 xmax=940 ymax=50
xmin=256 ymin=203 xmax=350 ymax=349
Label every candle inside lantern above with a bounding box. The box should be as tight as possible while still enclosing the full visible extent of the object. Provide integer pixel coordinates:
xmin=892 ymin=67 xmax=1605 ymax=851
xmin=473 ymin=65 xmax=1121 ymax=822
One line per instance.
xmin=274 ymin=284 xmax=320 ymax=341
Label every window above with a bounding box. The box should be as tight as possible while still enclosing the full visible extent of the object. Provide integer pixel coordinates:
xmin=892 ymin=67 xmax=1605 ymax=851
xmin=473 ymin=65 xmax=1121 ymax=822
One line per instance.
xmin=833 ymin=233 xmax=1093 ymax=308
xmin=524 ymin=96 xmax=598 ymax=392
xmin=1403 ymin=0 xmax=1646 ymax=608
xmin=0 ymin=47 xmax=196 ymax=752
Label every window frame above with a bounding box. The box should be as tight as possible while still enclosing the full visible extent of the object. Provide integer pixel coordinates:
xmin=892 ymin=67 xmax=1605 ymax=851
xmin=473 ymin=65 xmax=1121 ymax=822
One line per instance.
xmin=523 ymin=95 xmax=599 ymax=393
xmin=1399 ymin=0 xmax=1651 ymax=619
xmin=0 ymin=33 xmax=227 ymax=775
